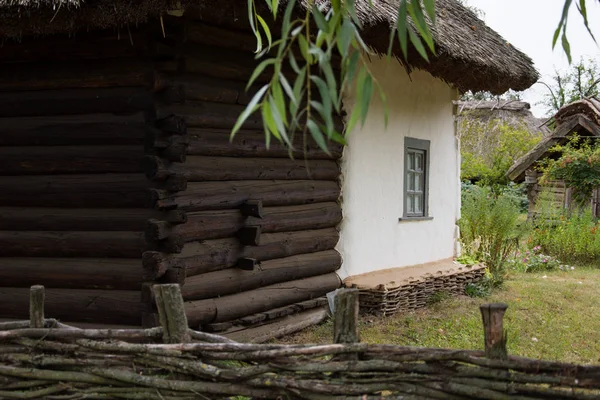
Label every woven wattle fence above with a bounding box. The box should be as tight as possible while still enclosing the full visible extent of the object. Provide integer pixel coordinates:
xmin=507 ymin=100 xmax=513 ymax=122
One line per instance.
xmin=0 ymin=285 xmax=599 ymax=400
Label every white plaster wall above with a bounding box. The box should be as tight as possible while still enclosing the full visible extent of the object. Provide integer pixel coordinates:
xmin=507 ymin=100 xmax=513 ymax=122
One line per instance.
xmin=336 ymin=57 xmax=460 ymax=280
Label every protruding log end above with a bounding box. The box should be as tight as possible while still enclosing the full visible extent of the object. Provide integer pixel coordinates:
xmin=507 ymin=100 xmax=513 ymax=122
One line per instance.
xmin=143 ymin=155 xmax=170 ymax=181
xmin=146 ymin=219 xmax=172 ymax=241
xmin=165 ymin=210 xmax=188 ymax=225
xmin=237 ymin=225 xmax=261 ymax=246
xmin=156 ymin=115 xmax=187 ymax=135
xmin=29 ymin=285 xmax=45 ymax=329
xmin=480 ymin=303 xmax=508 ymax=360
xmin=159 ymin=84 xmax=185 ymax=105
xmin=159 ymin=266 xmax=186 ymax=286
xmin=165 ymin=174 xmax=188 ymax=192
xmin=141 ymin=282 xmax=156 ymax=305
xmin=162 ymin=142 xmax=189 ymax=163
xmin=237 ymin=257 xmax=258 ymax=271
xmin=150 ymin=235 xmax=185 ymax=254
xmin=142 ymin=251 xmax=171 ymax=280
xmin=240 ymin=200 xmax=264 ymax=219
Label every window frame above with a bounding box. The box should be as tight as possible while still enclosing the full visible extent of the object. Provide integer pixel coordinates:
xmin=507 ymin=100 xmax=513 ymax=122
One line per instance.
xmin=402 ymin=137 xmax=431 ymax=220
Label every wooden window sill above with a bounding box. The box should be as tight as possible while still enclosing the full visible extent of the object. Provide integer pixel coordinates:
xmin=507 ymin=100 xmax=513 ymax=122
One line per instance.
xmin=398 ymin=216 xmax=434 ymax=222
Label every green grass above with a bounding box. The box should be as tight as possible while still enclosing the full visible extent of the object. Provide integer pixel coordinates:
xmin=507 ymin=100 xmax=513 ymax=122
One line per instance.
xmin=279 ymin=268 xmax=600 ymax=364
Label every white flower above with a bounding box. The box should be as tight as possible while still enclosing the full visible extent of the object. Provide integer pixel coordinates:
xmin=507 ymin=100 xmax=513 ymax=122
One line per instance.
xmin=531 ymin=337 xmax=539 ymax=342
xmin=571 ymin=266 xmax=575 ymax=270
xmin=578 ymin=282 xmax=583 ymax=285
xmin=542 ymin=275 xmax=547 ymax=279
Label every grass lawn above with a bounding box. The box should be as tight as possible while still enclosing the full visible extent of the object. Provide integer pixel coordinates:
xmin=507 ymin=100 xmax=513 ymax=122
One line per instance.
xmin=279 ymin=267 xmax=600 ymax=364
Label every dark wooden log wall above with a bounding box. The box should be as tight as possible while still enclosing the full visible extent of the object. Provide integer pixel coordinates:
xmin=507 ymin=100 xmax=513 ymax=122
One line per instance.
xmin=0 ymin=29 xmax=173 ymax=326
xmin=142 ymin=17 xmax=344 ymax=330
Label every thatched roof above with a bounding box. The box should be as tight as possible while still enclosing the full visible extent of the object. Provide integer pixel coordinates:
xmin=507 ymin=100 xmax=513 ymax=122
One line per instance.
xmin=507 ymin=96 xmax=600 ymax=182
xmin=0 ymin=0 xmax=538 ymax=95
xmin=455 ymin=100 xmax=550 ymax=136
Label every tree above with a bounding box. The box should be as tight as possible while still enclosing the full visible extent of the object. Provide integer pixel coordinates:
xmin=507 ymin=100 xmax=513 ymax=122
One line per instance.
xmin=236 ymin=0 xmax=596 ymax=150
xmin=539 ymin=58 xmax=600 ymax=116
xmin=461 ymin=89 xmax=523 ymax=102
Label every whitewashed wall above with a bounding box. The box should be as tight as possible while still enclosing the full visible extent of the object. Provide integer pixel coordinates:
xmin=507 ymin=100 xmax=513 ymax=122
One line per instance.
xmin=337 ymin=57 xmax=460 ymax=280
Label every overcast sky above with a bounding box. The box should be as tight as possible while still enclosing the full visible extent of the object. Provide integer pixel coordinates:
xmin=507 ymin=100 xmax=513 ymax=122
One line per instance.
xmin=466 ymin=0 xmax=600 ymax=117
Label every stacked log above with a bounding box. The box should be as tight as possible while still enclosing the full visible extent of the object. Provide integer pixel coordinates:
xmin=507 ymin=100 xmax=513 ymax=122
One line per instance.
xmin=141 ymin=18 xmax=344 ymax=331
xmin=0 ymin=28 xmax=158 ymax=326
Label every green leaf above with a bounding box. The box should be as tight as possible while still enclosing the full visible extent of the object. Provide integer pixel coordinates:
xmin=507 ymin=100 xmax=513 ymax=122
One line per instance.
xmin=279 ymin=74 xmax=296 ymax=105
xmin=311 ymin=75 xmax=333 ymax=116
xmin=311 ymin=100 xmax=334 ymax=136
xmin=337 ymin=18 xmax=354 ymax=58
xmin=320 ymin=60 xmax=339 ymax=112
xmin=291 ymin=66 xmax=306 ymax=115
xmin=577 ymin=0 xmax=597 ymax=44
xmin=307 ymin=120 xmax=331 ymax=155
xmin=553 ymin=0 xmax=572 ymax=48
xmin=359 ymin=70 xmax=373 ymax=127
xmin=345 ymin=101 xmax=362 ymax=135
xmin=248 ymin=0 xmax=262 ymax=53
xmin=407 ymin=2 xmax=435 ymax=53
xmin=256 ymin=14 xmax=273 ymax=51
xmin=331 ymin=0 xmax=341 ymax=12
xmin=395 ymin=0 xmax=408 ymax=59
xmin=376 ymin=82 xmax=388 ymax=128
xmin=231 ymin=84 xmax=268 ymax=139
xmin=312 ymin=4 xmax=330 ymax=34
xmin=246 ymin=58 xmax=275 ymax=90
xmin=262 ymin=97 xmax=281 ymax=140
xmin=329 ymin=129 xmax=347 ymax=145
xmin=298 ymin=34 xmax=312 ymax=63
xmin=288 ymin=51 xmax=301 ymax=74
xmin=346 ymin=0 xmax=362 ymax=28
xmin=408 ymin=27 xmax=430 ymax=62
xmin=270 ymin=0 xmax=279 ymax=18
xmin=423 ymin=0 xmax=436 ymax=23
xmin=561 ymin=32 xmax=572 ymax=64
xmin=272 ymin=81 xmax=288 ymax=126
xmin=281 ymin=0 xmax=296 ymax=36
xmin=268 ymin=95 xmax=292 ymax=146
xmin=351 ymin=24 xmax=370 ymax=52
xmin=345 ymin=50 xmax=360 ymax=89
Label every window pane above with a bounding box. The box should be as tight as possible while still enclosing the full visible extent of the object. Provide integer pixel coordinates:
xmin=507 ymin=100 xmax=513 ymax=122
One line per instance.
xmin=408 ymin=172 xmax=415 ymax=190
xmin=416 ymin=153 xmax=423 ymax=171
xmin=415 ymin=194 xmax=423 ymax=214
xmin=408 ymin=152 xmax=415 ymax=170
xmin=414 ymin=173 xmax=421 ymax=191
xmin=407 ymin=194 xmax=414 ymax=213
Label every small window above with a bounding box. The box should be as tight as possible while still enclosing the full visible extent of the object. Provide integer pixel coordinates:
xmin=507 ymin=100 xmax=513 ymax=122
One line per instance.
xmin=403 ymin=137 xmax=430 ymax=218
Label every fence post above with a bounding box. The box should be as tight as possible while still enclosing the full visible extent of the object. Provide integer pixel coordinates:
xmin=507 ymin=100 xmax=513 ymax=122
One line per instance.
xmin=480 ymin=303 xmax=508 ymax=359
xmin=29 ymin=285 xmax=45 ymax=328
xmin=153 ymin=284 xmax=190 ymax=343
xmin=333 ymin=288 xmax=359 ymax=360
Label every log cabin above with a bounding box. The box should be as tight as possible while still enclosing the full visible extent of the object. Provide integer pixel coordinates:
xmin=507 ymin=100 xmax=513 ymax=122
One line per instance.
xmin=0 ymin=0 xmax=538 ymax=338
xmin=508 ymin=97 xmax=600 ymax=220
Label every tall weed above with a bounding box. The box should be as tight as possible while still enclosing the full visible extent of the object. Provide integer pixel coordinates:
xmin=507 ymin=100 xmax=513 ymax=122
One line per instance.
xmin=459 ymin=186 xmax=522 ymax=284
xmin=530 ymin=197 xmax=600 ymax=265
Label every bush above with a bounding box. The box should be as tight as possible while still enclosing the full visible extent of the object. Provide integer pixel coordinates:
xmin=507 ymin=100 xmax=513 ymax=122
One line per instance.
xmin=529 ymin=209 xmax=600 ymax=265
xmin=508 ymin=246 xmax=561 ymax=273
xmin=459 ymin=186 xmax=522 ymax=285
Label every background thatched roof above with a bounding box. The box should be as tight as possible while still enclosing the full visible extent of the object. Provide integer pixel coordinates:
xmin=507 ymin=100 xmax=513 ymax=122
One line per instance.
xmin=0 ymin=0 xmax=538 ymax=94
xmin=507 ymin=96 xmax=600 ymax=182
xmin=455 ymin=100 xmax=550 ymax=136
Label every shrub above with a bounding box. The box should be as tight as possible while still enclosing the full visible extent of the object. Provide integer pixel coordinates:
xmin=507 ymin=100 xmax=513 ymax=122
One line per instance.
xmin=459 ymin=186 xmax=522 ymax=285
xmin=508 ymin=246 xmax=561 ymax=273
xmin=541 ymin=137 xmax=600 ymax=208
xmin=530 ymin=209 xmax=600 ymax=265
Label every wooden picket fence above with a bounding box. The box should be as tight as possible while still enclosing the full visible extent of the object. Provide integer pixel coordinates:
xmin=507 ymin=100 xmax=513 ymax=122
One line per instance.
xmin=0 ymin=284 xmax=599 ymax=399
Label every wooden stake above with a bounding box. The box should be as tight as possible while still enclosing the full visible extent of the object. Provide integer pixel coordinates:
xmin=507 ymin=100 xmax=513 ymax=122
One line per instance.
xmin=29 ymin=285 xmax=45 ymax=328
xmin=480 ymin=303 xmax=508 ymax=360
xmin=240 ymin=200 xmax=264 ymax=219
xmin=153 ymin=284 xmax=190 ymax=343
xmin=333 ymin=288 xmax=359 ymax=361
